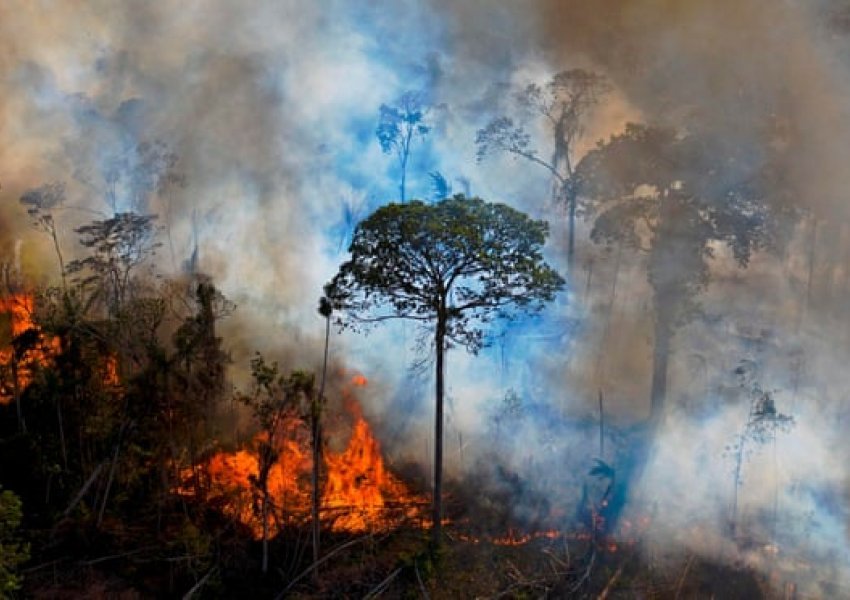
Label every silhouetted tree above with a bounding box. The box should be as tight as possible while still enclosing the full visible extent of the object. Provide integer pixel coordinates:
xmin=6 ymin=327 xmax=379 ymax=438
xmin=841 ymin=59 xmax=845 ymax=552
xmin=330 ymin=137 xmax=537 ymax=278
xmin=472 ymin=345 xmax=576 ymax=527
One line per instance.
xmin=20 ymin=182 xmax=68 ymax=291
xmin=576 ymin=123 xmax=788 ymax=420
xmin=310 ymin=296 xmax=333 ymax=579
xmin=325 ymin=195 xmax=564 ymax=547
xmin=376 ymin=91 xmax=431 ymax=202
xmin=66 ymin=212 xmax=161 ymax=316
xmin=477 ymin=69 xmax=609 ymax=268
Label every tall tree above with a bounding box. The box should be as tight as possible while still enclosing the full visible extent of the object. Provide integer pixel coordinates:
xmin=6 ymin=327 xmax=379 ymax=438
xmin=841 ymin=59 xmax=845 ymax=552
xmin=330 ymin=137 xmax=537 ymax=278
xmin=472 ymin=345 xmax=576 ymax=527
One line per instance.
xmin=325 ymin=195 xmax=564 ymax=546
xmin=66 ymin=212 xmax=161 ymax=316
xmin=376 ymin=91 xmax=431 ymax=203
xmin=576 ymin=123 xmax=789 ymax=420
xmin=477 ymin=69 xmax=609 ymax=269
xmin=312 ymin=296 xmax=333 ymax=579
xmin=20 ymin=182 xmax=69 ymax=291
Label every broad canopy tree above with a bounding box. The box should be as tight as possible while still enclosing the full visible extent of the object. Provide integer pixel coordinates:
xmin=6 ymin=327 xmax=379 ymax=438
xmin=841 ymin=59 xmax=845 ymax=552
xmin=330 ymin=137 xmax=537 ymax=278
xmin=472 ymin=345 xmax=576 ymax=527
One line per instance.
xmin=576 ymin=123 xmax=790 ymax=421
xmin=325 ymin=195 xmax=564 ymax=545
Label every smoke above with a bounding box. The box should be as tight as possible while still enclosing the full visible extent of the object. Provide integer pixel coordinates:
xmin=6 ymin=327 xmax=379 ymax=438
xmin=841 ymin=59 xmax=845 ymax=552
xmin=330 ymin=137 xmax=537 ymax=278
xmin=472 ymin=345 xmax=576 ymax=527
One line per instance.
xmin=3 ymin=0 xmax=850 ymax=592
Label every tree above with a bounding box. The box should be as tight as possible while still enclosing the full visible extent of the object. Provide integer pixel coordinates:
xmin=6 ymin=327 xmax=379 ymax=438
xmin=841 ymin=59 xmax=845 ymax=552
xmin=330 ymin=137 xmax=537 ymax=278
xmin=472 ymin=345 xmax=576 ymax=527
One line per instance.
xmin=242 ymin=355 xmax=314 ymax=574
xmin=575 ymin=123 xmax=788 ymax=420
xmin=376 ymin=91 xmax=431 ymax=203
xmin=66 ymin=212 xmax=161 ymax=316
xmin=325 ymin=195 xmax=564 ymax=546
xmin=312 ymin=296 xmax=333 ymax=579
xmin=476 ymin=69 xmax=610 ymax=269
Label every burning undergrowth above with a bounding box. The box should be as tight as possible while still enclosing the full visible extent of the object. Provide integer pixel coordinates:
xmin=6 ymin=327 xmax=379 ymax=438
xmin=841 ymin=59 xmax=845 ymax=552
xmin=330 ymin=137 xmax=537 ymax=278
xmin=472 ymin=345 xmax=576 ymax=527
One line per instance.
xmin=0 ymin=292 xmax=61 ymax=406
xmin=179 ymin=373 xmax=427 ymax=539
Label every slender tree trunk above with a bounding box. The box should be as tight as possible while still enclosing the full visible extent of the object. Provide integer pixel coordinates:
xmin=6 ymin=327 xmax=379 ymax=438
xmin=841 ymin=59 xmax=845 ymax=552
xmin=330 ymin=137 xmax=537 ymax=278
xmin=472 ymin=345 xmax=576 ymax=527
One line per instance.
xmin=400 ymin=154 xmax=408 ymax=203
xmin=594 ymin=243 xmax=623 ymax=385
xmin=50 ymin=227 xmax=67 ymax=293
xmin=432 ymin=313 xmax=446 ymax=548
xmin=567 ymin=191 xmax=577 ymax=270
xmin=598 ymin=390 xmax=605 ymax=459
xmin=649 ymin=315 xmax=672 ymax=422
xmin=311 ymin=314 xmax=330 ymax=580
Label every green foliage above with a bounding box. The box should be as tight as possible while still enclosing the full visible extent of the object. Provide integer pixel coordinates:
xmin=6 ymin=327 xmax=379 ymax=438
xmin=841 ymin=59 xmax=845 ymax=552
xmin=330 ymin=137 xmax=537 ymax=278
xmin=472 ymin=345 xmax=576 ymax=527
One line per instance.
xmin=0 ymin=488 xmax=29 ymax=595
xmin=326 ymin=194 xmax=565 ymax=352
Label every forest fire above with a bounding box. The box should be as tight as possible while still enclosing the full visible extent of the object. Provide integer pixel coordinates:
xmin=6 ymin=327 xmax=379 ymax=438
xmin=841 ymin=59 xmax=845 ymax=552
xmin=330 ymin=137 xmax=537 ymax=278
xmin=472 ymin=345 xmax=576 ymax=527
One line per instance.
xmin=183 ymin=374 xmax=425 ymax=538
xmin=0 ymin=293 xmax=60 ymax=405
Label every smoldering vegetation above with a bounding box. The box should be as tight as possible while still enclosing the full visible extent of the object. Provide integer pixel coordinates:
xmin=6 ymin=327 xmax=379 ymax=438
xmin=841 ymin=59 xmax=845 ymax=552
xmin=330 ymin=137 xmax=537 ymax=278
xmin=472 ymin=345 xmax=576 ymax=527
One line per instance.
xmin=1 ymin=0 xmax=850 ymax=596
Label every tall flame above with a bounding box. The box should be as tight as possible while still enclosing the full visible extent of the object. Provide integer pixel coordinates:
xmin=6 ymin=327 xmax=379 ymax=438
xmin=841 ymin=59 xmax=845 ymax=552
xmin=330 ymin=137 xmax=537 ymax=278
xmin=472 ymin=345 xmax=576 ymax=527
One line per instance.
xmin=183 ymin=374 xmax=424 ymax=538
xmin=0 ymin=293 xmax=60 ymax=404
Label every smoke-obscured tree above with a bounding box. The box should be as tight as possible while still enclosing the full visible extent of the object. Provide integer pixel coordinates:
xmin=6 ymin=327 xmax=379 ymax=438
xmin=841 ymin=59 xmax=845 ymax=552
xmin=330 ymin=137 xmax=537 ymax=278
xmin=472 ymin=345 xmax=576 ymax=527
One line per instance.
xmin=575 ymin=123 xmax=790 ymax=420
xmin=90 ymin=140 xmax=181 ymax=215
xmin=325 ymin=195 xmax=564 ymax=547
xmin=726 ymin=364 xmax=794 ymax=538
xmin=19 ymin=182 xmax=69 ymax=291
xmin=66 ymin=212 xmax=161 ymax=316
xmin=476 ymin=69 xmax=610 ymax=269
xmin=376 ymin=91 xmax=431 ymax=203
xmin=170 ymin=278 xmax=232 ymax=497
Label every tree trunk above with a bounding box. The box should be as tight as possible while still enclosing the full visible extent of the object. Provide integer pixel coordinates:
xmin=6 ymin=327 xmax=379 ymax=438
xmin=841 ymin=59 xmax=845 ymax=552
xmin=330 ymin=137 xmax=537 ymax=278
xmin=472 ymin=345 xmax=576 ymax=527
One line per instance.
xmin=432 ymin=313 xmax=446 ymax=547
xmin=50 ymin=227 xmax=67 ymax=293
xmin=649 ymin=315 xmax=672 ymax=422
xmin=311 ymin=314 xmax=330 ymax=580
xmin=400 ymin=154 xmax=408 ymax=203
xmin=567 ymin=190 xmax=577 ymax=270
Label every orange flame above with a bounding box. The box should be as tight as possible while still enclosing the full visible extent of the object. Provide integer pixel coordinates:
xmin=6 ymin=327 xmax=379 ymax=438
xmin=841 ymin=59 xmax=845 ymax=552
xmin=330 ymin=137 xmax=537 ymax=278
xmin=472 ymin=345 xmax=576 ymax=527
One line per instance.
xmin=182 ymin=374 xmax=424 ymax=538
xmin=0 ymin=293 xmax=60 ymax=404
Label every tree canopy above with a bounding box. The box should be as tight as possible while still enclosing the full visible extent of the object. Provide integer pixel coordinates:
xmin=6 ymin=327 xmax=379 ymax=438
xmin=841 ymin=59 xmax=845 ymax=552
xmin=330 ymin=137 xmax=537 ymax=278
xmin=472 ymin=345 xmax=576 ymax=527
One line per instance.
xmin=376 ymin=91 xmax=431 ymax=203
xmin=476 ymin=69 xmax=610 ymax=267
xmin=325 ymin=195 xmax=565 ymax=351
xmin=575 ymin=122 xmax=792 ymax=418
